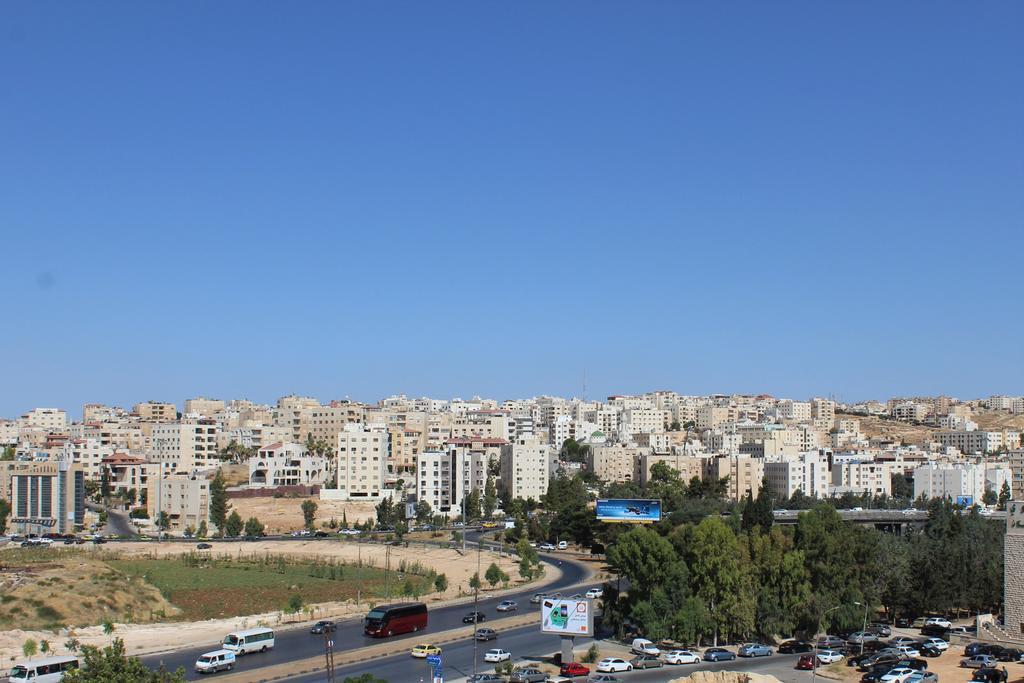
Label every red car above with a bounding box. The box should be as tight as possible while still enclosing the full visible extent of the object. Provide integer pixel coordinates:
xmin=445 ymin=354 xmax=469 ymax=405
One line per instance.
xmin=796 ymin=654 xmax=819 ymax=670
xmin=559 ymin=662 xmax=591 ymax=677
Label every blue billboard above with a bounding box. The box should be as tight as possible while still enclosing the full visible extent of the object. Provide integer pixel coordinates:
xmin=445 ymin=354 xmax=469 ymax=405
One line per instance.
xmin=955 ymin=495 xmax=973 ymax=507
xmin=595 ymin=499 xmax=662 ymax=523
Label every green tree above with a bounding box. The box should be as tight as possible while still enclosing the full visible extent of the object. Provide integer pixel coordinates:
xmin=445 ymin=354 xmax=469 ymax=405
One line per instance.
xmin=518 ymin=555 xmax=534 ymax=581
xmin=197 ymin=520 xmax=208 ymax=538
xmin=685 ymin=517 xmax=755 ymax=644
xmin=485 ymin=562 xmax=503 ymax=587
xmin=156 ymin=511 xmax=170 ymax=531
xmin=125 ymin=488 xmax=137 ymax=506
xmin=39 ymin=639 xmax=50 ymax=654
xmin=890 ymin=473 xmax=913 ymax=501
xmin=0 ymin=498 xmax=10 ymax=534
xmin=415 ymin=500 xmax=433 ymax=524
xmin=102 ymin=620 xmax=116 ymax=641
xmin=342 ymin=675 xmax=389 ymax=683
xmin=434 ymin=573 xmax=448 ymax=593
xmin=741 ymin=484 xmax=775 ymax=532
xmin=243 ymin=516 xmax=264 ymax=537
xmin=225 ymin=510 xmax=244 ymax=537
xmin=998 ymin=481 xmax=1011 ymax=511
xmin=982 ymin=488 xmax=997 ymax=506
xmin=669 ymin=420 xmax=682 ymax=431
xmin=287 ymin=594 xmax=303 ymax=613
xmin=464 ymin=489 xmax=482 ymax=520
xmin=23 ymin=638 xmax=37 ymax=659
xmin=209 ymin=470 xmax=228 ymax=534
xmin=483 ymin=476 xmax=498 ymax=518
xmin=100 ymin=467 xmax=112 ymax=501
xmin=1 ymin=445 xmax=15 ymax=460
xmin=63 ymin=638 xmax=186 ymax=682
xmin=375 ymin=497 xmax=394 ymax=527
xmin=301 ymin=499 xmax=318 ymax=530
xmin=469 ymin=572 xmax=481 ymax=591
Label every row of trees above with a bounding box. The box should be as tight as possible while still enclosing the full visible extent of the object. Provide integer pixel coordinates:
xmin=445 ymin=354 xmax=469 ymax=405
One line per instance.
xmin=603 ymin=499 xmax=1004 ymax=645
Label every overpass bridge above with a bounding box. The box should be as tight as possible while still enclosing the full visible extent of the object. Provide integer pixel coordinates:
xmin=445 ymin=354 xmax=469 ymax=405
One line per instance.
xmin=773 ymin=508 xmax=1007 ymax=532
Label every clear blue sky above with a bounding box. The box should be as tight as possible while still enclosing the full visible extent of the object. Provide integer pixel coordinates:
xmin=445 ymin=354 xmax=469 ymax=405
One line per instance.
xmin=2 ymin=2 xmax=1022 ymax=417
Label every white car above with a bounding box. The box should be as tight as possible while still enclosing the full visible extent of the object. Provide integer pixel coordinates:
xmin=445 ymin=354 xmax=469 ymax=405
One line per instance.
xmin=496 ymin=600 xmax=518 ymax=612
xmin=539 ymin=543 xmax=556 ymax=551
xmin=484 ymin=648 xmax=512 ymax=663
xmin=596 ymin=658 xmax=633 ymax=673
xmin=557 ymin=541 xmax=569 ymax=550
xmin=630 ymin=639 xmax=660 ymax=656
xmin=585 ymin=588 xmax=603 ymax=599
xmin=925 ymin=617 xmax=951 ymax=629
xmin=894 ymin=645 xmax=920 ymax=658
xmin=816 ymin=649 xmax=844 ymax=664
xmin=880 ymin=668 xmax=918 ymax=683
xmin=664 ymin=650 xmax=701 ymax=665
xmin=922 ymin=637 xmax=948 ymax=651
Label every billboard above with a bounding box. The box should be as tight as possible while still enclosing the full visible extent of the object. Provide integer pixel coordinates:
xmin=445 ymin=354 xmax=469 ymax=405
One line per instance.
xmin=595 ymin=499 xmax=662 ymax=523
xmin=955 ymin=495 xmax=974 ymax=507
xmin=541 ymin=597 xmax=593 ymax=636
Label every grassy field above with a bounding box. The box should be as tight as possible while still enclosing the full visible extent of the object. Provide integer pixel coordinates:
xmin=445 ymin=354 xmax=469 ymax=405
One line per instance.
xmin=0 ymin=547 xmax=436 ymax=627
xmin=107 ymin=552 xmax=435 ymax=621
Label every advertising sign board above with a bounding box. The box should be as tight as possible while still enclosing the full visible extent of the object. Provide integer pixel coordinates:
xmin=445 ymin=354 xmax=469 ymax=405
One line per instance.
xmin=541 ymin=598 xmax=593 ymax=635
xmin=595 ymin=499 xmax=661 ymax=523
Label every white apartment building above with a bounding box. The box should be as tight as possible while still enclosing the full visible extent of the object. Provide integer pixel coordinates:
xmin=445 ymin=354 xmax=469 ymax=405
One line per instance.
xmin=0 ymin=420 xmax=19 ymax=445
xmin=451 ymin=411 xmax=509 ymax=441
xmin=585 ymin=408 xmax=620 ymax=436
xmin=149 ymin=420 xmax=219 ymax=472
xmin=499 ymin=436 xmax=550 ymax=502
xmin=619 ymin=409 xmax=671 ymax=436
xmin=416 ymin=450 xmax=454 ymax=512
xmin=777 ymin=400 xmax=812 ymax=422
xmin=335 ymin=423 xmax=388 ymax=499
xmin=987 ymin=396 xmax=1017 ymax=411
xmin=18 ymin=408 xmax=68 ymax=432
xmin=705 ymin=431 xmax=742 ymax=455
xmin=938 ymin=415 xmax=978 ymax=431
xmin=249 ymin=442 xmax=327 ymax=488
xmin=913 ymin=462 xmax=1013 ymax=504
xmin=937 ymin=430 xmax=1021 ymax=455
xmin=811 ymin=398 xmax=836 ymax=424
xmin=697 ymin=405 xmax=734 ymax=430
xmin=831 ymin=461 xmax=892 ymax=496
xmin=1011 ymin=450 xmax=1024 ymax=500
xmin=704 ymin=454 xmax=765 ymax=500
xmin=763 ymin=452 xmax=830 ymax=499
xmin=62 ymin=438 xmax=114 ymax=480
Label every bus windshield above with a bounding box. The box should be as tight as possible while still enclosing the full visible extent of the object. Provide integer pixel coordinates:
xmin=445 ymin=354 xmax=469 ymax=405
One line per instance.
xmin=224 ymin=635 xmax=240 ymax=645
xmin=366 ymin=610 xmax=385 ymax=621
xmin=10 ymin=666 xmax=29 ymax=678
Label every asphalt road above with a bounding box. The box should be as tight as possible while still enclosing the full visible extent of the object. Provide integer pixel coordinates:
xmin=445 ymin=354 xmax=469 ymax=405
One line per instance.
xmin=144 ymin=554 xmax=590 ymax=680
xmin=287 ymin=633 xmax=814 ymax=683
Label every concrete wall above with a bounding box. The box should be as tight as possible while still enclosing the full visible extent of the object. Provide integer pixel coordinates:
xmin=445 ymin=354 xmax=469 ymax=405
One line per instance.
xmin=1006 ymin=500 xmax=1024 ymax=638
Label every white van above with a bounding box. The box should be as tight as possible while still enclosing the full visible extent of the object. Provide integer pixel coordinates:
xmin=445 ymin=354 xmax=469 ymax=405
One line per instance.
xmin=8 ymin=656 xmax=80 ymax=682
xmin=195 ymin=648 xmax=236 ymax=673
xmin=631 ymin=638 xmax=660 ymax=656
xmin=557 ymin=540 xmax=568 ymax=550
xmin=223 ymin=627 xmax=275 ymax=654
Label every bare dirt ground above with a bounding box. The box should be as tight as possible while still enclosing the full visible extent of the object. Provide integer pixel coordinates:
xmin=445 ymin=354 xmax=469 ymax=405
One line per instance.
xmin=837 ymin=412 xmax=938 ymax=445
xmin=973 ymin=411 xmax=1024 ymax=432
xmin=0 ymin=540 xmax=534 ymax=668
xmin=226 ymin=497 xmax=378 ymax=534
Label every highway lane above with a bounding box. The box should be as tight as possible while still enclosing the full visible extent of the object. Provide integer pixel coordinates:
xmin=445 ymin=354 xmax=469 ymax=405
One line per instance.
xmin=145 ymin=553 xmax=592 ymax=680
xmin=286 ymin=628 xmax=812 ymax=683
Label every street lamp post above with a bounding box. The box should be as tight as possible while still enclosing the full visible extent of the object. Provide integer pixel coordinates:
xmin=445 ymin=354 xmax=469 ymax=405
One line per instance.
xmin=854 ymin=601 xmax=869 ymax=656
xmin=811 ymin=605 xmax=843 ymax=683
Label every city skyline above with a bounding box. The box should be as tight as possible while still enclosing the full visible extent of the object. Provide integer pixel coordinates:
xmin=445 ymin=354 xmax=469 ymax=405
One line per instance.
xmin=4 ymin=2 xmax=1023 ymax=417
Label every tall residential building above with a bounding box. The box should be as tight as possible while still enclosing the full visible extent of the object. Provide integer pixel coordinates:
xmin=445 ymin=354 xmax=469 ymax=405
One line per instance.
xmin=703 ymin=454 xmax=765 ymax=500
xmin=1005 ymin=501 xmax=1024 ymax=638
xmin=638 ymin=454 xmax=705 ymax=487
xmin=500 ymin=436 xmax=550 ymax=502
xmin=133 ymin=401 xmax=178 ymax=422
xmin=587 ymin=444 xmax=648 ymax=483
xmin=302 ymin=402 xmax=367 ymax=447
xmin=0 ymin=458 xmax=84 ymax=535
xmin=763 ymin=452 xmax=830 ymax=499
xmin=831 ymin=461 xmax=892 ymax=497
xmin=149 ymin=420 xmax=219 ymax=473
xmin=416 ymin=450 xmax=454 ymax=513
xmin=148 ymin=470 xmax=211 ymax=533
xmin=451 ymin=411 xmax=510 ymax=441
xmin=335 ymin=423 xmax=388 ymax=499
xmin=913 ymin=462 xmax=1012 ymax=504
xmin=937 ymin=430 xmax=1021 ymax=455
xmin=18 ymin=408 xmax=68 ymax=432
xmin=1010 ymin=450 xmax=1024 ymax=500
xmin=62 ymin=438 xmax=114 ymax=480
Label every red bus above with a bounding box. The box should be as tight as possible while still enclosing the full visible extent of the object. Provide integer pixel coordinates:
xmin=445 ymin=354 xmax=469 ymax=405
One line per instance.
xmin=364 ymin=602 xmax=428 ymax=637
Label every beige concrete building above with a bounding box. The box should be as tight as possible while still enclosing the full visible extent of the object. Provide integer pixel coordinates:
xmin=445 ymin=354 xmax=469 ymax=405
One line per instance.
xmin=638 ymin=454 xmax=706 ymax=487
xmin=83 ymin=403 xmax=127 ymax=423
xmin=18 ymin=408 xmax=68 ymax=432
xmin=149 ymin=420 xmax=219 ymax=472
xmin=588 ymin=444 xmax=648 ymax=483
xmin=937 ymin=430 xmax=1021 ymax=455
xmin=764 ymin=452 xmax=830 ymax=499
xmin=62 ymin=438 xmax=115 ymax=480
xmin=301 ymin=402 xmax=367 ymax=447
xmin=416 ymin=450 xmax=454 ymax=513
xmin=184 ymin=397 xmax=226 ymax=417
xmin=273 ymin=395 xmax=322 ymax=442
xmin=0 ymin=458 xmax=84 ymax=535
xmin=133 ymin=401 xmax=178 ymax=422
xmin=697 ymin=405 xmax=734 ymax=430
xmin=499 ymin=436 xmax=550 ymax=502
xmin=390 ymin=427 xmax=425 ymax=474
xmin=452 ymin=411 xmax=510 ymax=441
xmin=249 ymin=442 xmax=327 ymax=487
xmin=335 ymin=423 xmax=388 ymax=499
xmin=811 ymin=398 xmax=836 ymax=424
xmin=1010 ymin=450 xmax=1024 ymax=501
xmin=148 ymin=470 xmax=211 ymax=533
xmin=102 ymin=453 xmax=156 ymax=496
xmin=703 ymin=454 xmax=765 ymax=500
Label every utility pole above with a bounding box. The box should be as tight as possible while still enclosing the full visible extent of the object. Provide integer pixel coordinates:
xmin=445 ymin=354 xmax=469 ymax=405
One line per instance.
xmin=385 ymin=544 xmax=392 ymax=599
xmin=323 ymin=630 xmax=336 ymax=683
xmin=472 ymin=535 xmax=482 ymax=677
